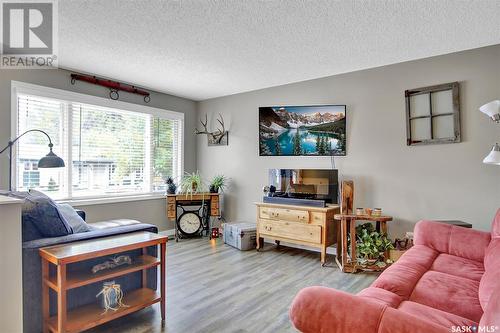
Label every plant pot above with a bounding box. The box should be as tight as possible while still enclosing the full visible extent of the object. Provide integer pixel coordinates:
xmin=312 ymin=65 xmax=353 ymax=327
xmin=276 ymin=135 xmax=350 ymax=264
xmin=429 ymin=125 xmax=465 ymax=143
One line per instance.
xmin=192 ymin=182 xmax=198 ymax=192
xmin=209 ymin=185 xmax=218 ymax=193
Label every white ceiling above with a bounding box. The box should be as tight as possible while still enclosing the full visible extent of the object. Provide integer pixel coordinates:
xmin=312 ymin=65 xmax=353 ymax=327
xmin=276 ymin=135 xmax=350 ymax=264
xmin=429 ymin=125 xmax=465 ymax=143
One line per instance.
xmin=59 ymin=1 xmax=500 ymax=101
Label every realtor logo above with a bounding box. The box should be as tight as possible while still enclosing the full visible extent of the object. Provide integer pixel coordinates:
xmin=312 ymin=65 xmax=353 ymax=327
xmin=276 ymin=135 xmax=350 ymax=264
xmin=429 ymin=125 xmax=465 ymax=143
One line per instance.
xmin=0 ymin=0 xmax=58 ymax=68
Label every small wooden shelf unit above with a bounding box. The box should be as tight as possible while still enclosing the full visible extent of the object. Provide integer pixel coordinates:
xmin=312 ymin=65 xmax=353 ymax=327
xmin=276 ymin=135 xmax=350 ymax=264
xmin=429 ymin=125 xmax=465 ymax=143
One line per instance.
xmin=334 ymin=214 xmax=393 ymax=273
xmin=39 ymin=232 xmax=167 ymax=333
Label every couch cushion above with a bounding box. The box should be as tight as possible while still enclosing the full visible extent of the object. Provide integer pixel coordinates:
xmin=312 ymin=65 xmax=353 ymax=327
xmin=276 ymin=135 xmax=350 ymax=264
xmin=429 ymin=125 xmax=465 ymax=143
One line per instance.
xmin=479 ymin=238 xmax=500 ymax=311
xmin=398 ymin=301 xmax=477 ymax=329
xmin=89 ymin=219 xmax=141 ymax=230
xmin=431 ymin=253 xmax=484 ymax=282
xmin=357 ymin=287 xmax=403 ymax=308
xmin=414 ymin=221 xmax=490 ymax=262
xmin=371 ymin=245 xmax=438 ymax=299
xmin=410 ymin=271 xmax=482 ymax=322
xmin=6 ymin=191 xmax=72 ymax=240
xmin=57 ymin=204 xmax=91 ymax=233
xmin=479 ymin=285 xmax=500 ymax=328
xmin=491 ymin=208 xmax=500 ymax=238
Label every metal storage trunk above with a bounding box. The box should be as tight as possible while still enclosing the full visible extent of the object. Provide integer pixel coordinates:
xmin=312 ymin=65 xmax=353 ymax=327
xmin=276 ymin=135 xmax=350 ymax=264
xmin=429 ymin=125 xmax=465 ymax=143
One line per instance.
xmin=223 ymin=222 xmax=257 ymax=251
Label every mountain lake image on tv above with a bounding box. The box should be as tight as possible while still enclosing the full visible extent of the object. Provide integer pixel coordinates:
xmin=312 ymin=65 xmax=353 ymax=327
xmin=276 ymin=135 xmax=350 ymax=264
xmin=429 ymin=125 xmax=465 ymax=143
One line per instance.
xmin=259 ymin=105 xmax=346 ymax=156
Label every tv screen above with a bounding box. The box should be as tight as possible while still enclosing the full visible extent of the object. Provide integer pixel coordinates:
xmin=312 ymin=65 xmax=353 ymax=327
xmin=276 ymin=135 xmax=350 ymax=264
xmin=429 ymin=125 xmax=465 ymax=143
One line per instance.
xmin=268 ymin=169 xmax=339 ymax=204
xmin=259 ymin=105 xmax=346 ymax=156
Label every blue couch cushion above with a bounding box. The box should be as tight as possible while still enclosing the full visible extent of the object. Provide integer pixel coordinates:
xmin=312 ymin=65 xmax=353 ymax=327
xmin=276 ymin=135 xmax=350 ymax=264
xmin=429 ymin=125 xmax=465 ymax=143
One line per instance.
xmin=3 ymin=191 xmax=73 ymax=240
xmin=57 ymin=203 xmax=91 ymax=233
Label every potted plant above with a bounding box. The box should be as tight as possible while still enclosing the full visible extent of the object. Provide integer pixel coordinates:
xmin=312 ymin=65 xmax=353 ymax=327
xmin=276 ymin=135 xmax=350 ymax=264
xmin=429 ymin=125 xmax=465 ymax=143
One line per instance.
xmin=209 ymin=174 xmax=228 ymax=193
xmin=166 ymin=176 xmax=177 ymax=194
xmin=355 ymin=223 xmax=394 ymax=268
xmin=180 ymin=171 xmax=204 ymax=197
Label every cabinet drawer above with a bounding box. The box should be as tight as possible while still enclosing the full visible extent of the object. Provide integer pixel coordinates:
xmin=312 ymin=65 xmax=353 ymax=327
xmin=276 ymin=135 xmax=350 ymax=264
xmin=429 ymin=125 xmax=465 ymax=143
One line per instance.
xmin=269 ymin=208 xmax=309 ymax=223
xmin=259 ymin=207 xmax=271 ymax=219
xmin=259 ymin=220 xmax=321 ymax=244
xmin=310 ymin=212 xmax=325 ymax=225
xmin=167 ymin=204 xmax=176 ymax=219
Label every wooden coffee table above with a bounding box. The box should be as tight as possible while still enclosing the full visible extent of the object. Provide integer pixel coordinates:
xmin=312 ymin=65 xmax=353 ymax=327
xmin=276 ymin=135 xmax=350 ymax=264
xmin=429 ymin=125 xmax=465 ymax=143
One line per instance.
xmin=39 ymin=231 xmax=167 ymax=333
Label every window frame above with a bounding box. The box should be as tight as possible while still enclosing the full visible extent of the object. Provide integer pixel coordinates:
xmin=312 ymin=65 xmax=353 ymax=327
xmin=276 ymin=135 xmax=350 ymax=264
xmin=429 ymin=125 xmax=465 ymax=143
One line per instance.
xmin=11 ymin=81 xmax=184 ymax=203
xmin=405 ymin=82 xmax=461 ymax=146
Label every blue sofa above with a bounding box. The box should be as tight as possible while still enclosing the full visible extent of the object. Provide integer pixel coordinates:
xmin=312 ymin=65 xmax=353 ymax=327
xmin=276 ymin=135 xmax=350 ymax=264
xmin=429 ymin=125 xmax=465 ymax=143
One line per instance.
xmin=22 ymin=212 xmax=158 ymax=333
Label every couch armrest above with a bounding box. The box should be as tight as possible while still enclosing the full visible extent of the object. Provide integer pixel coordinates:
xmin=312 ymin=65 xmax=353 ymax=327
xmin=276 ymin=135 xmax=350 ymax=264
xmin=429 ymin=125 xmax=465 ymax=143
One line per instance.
xmin=23 ymin=222 xmax=157 ymax=249
xmin=414 ymin=220 xmax=491 ymax=262
xmin=289 ymin=286 xmax=447 ymax=333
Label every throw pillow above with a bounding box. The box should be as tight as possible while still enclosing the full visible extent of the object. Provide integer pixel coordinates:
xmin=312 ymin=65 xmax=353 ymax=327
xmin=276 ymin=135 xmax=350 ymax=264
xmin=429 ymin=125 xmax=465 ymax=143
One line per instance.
xmin=57 ymin=203 xmax=91 ymax=233
xmin=12 ymin=190 xmax=73 ymax=238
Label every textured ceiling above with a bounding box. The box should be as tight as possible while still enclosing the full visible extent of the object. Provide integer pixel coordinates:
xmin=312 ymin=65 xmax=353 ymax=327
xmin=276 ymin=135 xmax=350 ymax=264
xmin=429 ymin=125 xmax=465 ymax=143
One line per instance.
xmin=59 ymin=1 xmax=500 ymax=101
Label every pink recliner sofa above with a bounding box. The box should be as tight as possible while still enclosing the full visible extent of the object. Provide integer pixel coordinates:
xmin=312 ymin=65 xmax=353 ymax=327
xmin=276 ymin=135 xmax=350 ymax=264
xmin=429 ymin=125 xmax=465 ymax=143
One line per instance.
xmin=290 ymin=209 xmax=500 ymax=333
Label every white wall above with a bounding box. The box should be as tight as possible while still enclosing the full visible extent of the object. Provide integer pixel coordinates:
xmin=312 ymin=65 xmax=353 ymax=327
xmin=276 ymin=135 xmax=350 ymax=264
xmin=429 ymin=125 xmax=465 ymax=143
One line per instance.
xmin=197 ymin=45 xmax=500 ymax=236
xmin=0 ymin=68 xmax=197 ymax=231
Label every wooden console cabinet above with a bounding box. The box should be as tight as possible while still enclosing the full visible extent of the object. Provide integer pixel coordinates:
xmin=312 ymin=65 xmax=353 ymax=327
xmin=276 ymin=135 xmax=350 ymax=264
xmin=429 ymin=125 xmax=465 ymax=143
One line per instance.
xmin=255 ymin=202 xmax=340 ymax=265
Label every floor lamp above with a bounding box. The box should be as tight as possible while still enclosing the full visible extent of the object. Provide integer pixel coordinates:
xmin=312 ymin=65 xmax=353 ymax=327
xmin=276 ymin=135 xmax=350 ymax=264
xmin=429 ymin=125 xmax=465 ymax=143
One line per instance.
xmin=0 ymin=129 xmax=65 ymax=191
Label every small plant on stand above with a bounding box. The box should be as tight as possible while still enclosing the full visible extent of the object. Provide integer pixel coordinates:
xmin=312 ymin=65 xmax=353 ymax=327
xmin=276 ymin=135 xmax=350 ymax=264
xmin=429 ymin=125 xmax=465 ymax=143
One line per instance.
xmin=166 ymin=176 xmax=177 ymax=194
xmin=209 ymin=174 xmax=228 ymax=193
xmin=355 ymin=223 xmax=394 ymax=269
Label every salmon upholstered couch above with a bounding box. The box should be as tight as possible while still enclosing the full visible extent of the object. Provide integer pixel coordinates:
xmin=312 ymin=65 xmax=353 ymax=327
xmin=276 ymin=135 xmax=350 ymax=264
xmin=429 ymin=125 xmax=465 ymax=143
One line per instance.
xmin=289 ymin=209 xmax=500 ymax=333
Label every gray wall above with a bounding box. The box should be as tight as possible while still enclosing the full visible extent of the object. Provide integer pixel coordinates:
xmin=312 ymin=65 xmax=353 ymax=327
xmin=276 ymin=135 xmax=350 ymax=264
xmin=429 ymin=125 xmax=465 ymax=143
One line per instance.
xmin=0 ymin=68 xmax=197 ymax=230
xmin=197 ymin=45 xmax=500 ymax=236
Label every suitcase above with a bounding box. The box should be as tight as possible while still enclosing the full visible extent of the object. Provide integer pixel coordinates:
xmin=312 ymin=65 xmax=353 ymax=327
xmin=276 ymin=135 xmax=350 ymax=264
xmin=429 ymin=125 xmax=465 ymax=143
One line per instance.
xmin=223 ymin=222 xmax=257 ymax=251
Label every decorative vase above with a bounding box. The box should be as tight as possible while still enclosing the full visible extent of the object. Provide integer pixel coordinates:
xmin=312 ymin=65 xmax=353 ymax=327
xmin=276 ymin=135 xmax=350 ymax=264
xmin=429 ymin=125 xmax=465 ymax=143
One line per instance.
xmin=97 ymin=281 xmax=120 ymax=311
xmin=209 ymin=185 xmax=218 ymax=193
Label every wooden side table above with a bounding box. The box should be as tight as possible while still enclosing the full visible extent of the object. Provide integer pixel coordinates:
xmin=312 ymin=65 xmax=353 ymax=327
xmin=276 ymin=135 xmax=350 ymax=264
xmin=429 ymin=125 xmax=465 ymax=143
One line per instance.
xmin=39 ymin=232 xmax=167 ymax=333
xmin=334 ymin=214 xmax=393 ymax=273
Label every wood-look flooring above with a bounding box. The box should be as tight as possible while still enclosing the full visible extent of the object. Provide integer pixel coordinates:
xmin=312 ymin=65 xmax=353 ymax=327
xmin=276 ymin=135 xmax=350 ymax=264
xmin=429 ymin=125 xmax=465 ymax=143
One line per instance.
xmin=87 ymin=238 xmax=377 ymax=333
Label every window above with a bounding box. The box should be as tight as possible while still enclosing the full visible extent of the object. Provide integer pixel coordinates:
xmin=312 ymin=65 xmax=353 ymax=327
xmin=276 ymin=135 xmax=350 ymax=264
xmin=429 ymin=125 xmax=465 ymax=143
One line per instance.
xmin=12 ymin=82 xmax=183 ymax=200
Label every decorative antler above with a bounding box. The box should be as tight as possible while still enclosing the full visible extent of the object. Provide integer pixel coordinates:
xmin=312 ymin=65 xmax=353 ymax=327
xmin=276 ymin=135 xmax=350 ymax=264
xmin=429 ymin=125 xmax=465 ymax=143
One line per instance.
xmin=195 ymin=113 xmax=228 ymax=145
xmin=195 ymin=114 xmax=210 ymax=135
xmin=215 ymin=113 xmax=225 ymax=136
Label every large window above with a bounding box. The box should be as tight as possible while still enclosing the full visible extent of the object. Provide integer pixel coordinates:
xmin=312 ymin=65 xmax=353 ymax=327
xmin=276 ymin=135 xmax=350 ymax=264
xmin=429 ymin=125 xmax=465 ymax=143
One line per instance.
xmin=13 ymin=82 xmax=183 ymax=200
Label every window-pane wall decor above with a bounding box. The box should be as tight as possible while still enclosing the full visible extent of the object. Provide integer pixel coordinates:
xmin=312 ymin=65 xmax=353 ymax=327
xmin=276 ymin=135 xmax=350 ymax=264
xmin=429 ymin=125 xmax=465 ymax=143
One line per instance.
xmin=15 ymin=92 xmax=183 ymax=200
xmin=405 ymin=82 xmax=460 ymax=146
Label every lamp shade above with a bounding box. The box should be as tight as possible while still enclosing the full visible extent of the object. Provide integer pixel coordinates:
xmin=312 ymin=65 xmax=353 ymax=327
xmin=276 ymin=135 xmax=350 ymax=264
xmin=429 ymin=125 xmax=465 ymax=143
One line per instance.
xmin=479 ymin=100 xmax=500 ymax=122
xmin=483 ymin=143 xmax=500 ymax=165
xmin=38 ymin=150 xmax=65 ymax=168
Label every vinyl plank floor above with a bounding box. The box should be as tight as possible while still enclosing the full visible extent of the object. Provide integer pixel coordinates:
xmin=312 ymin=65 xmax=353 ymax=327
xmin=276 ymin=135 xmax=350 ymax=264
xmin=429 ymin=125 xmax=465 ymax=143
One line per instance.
xmin=87 ymin=238 xmax=377 ymax=333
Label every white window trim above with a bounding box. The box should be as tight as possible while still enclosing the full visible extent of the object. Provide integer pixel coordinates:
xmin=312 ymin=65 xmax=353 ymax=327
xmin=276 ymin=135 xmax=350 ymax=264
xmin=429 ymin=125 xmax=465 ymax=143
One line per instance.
xmin=10 ymin=81 xmax=185 ymax=204
xmin=58 ymin=193 xmax=167 ymax=206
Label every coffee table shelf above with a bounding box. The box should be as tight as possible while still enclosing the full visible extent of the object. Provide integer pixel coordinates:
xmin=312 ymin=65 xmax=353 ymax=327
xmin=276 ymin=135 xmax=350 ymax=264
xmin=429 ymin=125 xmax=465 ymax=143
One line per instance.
xmin=47 ymin=288 xmax=160 ymax=333
xmin=46 ymin=254 xmax=160 ymax=290
xmin=39 ymin=231 xmax=167 ymax=333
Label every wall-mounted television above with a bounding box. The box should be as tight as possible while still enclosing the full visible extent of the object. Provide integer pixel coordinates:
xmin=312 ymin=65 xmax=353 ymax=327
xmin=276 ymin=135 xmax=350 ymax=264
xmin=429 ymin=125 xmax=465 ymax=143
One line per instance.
xmin=259 ymin=104 xmax=346 ymax=156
